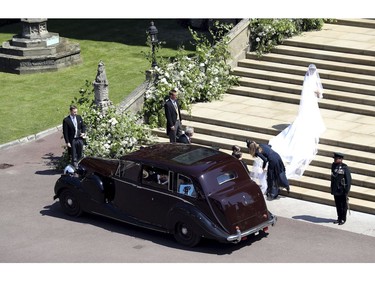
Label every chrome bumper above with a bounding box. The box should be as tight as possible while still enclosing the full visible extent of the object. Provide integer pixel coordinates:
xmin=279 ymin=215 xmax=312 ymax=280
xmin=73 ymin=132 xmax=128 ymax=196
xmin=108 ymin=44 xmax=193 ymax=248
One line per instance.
xmin=227 ymin=213 xmax=277 ymax=243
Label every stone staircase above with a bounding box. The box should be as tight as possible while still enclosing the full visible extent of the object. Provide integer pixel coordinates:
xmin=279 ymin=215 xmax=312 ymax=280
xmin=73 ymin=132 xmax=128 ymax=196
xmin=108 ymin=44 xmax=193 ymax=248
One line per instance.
xmin=152 ymin=20 xmax=375 ymax=215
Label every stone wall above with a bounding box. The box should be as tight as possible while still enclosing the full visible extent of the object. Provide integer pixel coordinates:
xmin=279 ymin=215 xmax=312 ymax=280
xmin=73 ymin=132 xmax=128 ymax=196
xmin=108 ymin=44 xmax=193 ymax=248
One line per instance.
xmin=226 ymin=18 xmax=250 ymax=69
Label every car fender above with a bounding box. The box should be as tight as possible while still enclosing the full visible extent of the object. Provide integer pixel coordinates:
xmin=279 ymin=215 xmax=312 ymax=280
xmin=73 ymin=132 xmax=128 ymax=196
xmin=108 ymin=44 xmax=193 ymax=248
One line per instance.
xmin=166 ymin=202 xmax=230 ymax=242
xmin=53 ymin=175 xmax=82 ymax=200
xmin=80 ymin=173 xmax=106 ymax=203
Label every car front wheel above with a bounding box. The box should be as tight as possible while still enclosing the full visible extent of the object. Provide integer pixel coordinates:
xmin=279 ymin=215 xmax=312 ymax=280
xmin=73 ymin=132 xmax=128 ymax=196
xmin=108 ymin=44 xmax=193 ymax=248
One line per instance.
xmin=174 ymin=221 xmax=201 ymax=247
xmin=59 ymin=189 xmax=82 ymax=217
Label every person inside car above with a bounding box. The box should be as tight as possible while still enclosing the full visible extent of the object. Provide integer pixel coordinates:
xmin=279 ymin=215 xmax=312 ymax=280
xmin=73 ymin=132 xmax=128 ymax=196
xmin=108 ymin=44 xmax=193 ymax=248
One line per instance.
xmin=157 ymin=173 xmax=169 ymax=185
xmin=178 ymin=177 xmax=196 ymax=197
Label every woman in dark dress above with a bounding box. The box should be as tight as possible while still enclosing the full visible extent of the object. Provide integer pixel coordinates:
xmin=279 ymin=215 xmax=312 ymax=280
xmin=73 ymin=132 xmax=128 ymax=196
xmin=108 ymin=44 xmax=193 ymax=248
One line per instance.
xmin=246 ymin=140 xmax=290 ymax=199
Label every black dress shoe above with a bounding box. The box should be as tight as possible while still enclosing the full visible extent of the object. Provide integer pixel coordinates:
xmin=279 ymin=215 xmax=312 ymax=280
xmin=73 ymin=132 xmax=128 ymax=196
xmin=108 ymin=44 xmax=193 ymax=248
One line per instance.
xmin=333 ymin=220 xmax=340 ymax=224
xmin=338 ymin=220 xmax=346 ymax=225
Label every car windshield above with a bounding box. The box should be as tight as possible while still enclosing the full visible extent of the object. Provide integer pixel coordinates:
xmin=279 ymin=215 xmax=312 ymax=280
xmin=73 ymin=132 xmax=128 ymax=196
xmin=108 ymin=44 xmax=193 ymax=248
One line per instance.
xmin=172 ymin=147 xmax=219 ymax=165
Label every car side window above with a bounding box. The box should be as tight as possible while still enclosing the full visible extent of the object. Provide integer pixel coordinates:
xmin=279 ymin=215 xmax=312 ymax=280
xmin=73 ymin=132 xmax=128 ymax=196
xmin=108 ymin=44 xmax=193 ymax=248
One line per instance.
xmin=116 ymin=160 xmax=141 ymax=183
xmin=142 ymin=166 xmax=170 ymax=190
xmin=177 ymin=174 xmax=196 ymax=197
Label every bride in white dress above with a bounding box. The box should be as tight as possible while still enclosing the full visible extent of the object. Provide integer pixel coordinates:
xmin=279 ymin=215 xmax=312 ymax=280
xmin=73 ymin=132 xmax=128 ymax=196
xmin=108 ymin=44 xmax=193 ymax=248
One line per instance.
xmin=269 ymin=64 xmax=326 ymax=179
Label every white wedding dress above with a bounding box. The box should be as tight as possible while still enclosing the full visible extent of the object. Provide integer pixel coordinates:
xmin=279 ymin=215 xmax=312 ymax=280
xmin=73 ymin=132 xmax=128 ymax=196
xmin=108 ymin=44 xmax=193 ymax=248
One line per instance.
xmin=269 ymin=64 xmax=326 ymax=179
xmin=250 ymin=156 xmax=268 ymax=195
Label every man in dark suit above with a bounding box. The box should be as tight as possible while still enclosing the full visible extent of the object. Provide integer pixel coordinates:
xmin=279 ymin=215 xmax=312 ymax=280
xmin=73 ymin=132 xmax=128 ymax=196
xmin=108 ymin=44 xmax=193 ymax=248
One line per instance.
xmin=63 ymin=105 xmax=86 ymax=168
xmin=330 ymin=152 xmax=352 ymax=225
xmin=164 ymin=89 xmax=182 ymax=142
xmin=177 ymin=126 xmax=194 ymax=144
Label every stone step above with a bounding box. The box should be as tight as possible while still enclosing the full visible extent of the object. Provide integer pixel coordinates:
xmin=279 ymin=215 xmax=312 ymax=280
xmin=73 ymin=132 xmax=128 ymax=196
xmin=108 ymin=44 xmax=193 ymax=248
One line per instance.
xmin=152 ymin=122 xmax=374 ymax=187
xmin=279 ymin=186 xmax=375 ymax=215
xmin=151 ymin=131 xmax=375 ymax=215
xmin=239 ymin=56 xmax=375 ymax=86
xmin=313 ymin=155 xmax=373 ymax=178
xmin=233 ymin=66 xmax=375 ymax=96
xmin=179 ymin=94 xmax=375 ymax=154
xmin=298 ymin=164 xmax=374 ymax=190
xmin=283 ymin=23 xmax=375 ymax=56
xmin=153 ymin=126 xmax=371 ymax=176
xmin=176 ymin=118 xmax=375 ymax=179
xmin=335 ymin=19 xmax=375 ymax=29
xmin=235 ymin=76 xmax=375 ymax=107
xmin=245 ymin=51 xmax=375 ymax=76
xmin=270 ymin=44 xmax=375 ymax=67
xmin=229 ymin=84 xmax=375 ymax=117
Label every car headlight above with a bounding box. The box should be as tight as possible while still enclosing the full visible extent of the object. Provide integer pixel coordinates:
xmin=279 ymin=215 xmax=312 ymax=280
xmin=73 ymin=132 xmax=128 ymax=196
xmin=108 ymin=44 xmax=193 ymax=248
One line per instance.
xmin=63 ymin=164 xmax=75 ymax=175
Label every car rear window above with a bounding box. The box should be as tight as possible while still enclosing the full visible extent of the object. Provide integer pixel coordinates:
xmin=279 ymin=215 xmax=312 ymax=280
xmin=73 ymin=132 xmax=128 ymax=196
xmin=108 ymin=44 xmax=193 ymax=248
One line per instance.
xmin=172 ymin=147 xmax=219 ymax=165
xmin=216 ymin=171 xmax=237 ymax=185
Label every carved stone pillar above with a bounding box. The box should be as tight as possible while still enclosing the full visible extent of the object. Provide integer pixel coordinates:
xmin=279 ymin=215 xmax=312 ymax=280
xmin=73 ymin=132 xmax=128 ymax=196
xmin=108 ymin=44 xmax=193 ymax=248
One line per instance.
xmin=93 ymin=60 xmax=112 ymax=112
xmin=21 ymin=18 xmax=49 ymax=39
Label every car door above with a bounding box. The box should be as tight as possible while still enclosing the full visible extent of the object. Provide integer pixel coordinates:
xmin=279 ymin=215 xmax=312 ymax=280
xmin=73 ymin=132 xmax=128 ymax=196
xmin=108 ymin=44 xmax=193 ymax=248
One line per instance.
xmin=112 ymin=160 xmax=145 ymax=220
xmin=112 ymin=161 xmax=174 ymax=228
xmin=138 ymin=165 xmax=175 ymax=228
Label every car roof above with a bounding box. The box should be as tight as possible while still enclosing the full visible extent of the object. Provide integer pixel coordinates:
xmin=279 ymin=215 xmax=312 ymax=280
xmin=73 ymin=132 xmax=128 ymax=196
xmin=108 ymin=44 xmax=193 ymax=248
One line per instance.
xmin=121 ymin=143 xmax=236 ymax=176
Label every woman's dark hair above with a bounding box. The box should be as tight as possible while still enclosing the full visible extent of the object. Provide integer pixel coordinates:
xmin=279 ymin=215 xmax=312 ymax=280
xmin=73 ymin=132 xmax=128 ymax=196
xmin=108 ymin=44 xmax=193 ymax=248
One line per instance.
xmin=246 ymin=139 xmax=252 ymax=148
xmin=246 ymin=140 xmax=260 ymax=157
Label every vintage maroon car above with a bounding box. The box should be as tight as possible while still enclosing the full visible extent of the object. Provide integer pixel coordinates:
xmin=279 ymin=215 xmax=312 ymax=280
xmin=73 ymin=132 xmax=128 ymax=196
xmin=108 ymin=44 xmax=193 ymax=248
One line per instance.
xmin=53 ymin=143 xmax=276 ymax=247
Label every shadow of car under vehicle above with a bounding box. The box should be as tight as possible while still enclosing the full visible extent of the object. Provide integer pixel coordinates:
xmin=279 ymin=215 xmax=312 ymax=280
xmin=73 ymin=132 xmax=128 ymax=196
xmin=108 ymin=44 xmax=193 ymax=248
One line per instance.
xmin=40 ymin=202 xmax=268 ymax=255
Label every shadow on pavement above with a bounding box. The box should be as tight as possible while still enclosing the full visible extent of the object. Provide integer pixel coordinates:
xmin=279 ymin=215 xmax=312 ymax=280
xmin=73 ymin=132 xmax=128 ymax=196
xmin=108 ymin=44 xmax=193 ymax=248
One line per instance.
xmin=292 ymin=215 xmax=336 ymax=224
xmin=40 ymin=202 xmax=269 ymax=255
xmin=35 ymin=153 xmax=63 ymax=175
xmin=35 ymin=169 xmax=62 ymax=175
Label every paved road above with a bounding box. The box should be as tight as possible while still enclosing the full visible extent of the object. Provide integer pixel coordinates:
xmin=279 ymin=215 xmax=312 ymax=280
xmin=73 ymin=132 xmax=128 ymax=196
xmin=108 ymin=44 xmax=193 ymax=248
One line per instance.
xmin=0 ymin=130 xmax=374 ymax=278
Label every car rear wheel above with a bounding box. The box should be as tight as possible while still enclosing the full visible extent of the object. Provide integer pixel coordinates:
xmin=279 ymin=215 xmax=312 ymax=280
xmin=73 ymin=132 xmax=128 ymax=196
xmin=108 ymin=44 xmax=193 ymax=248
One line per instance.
xmin=174 ymin=221 xmax=201 ymax=247
xmin=59 ymin=189 xmax=82 ymax=217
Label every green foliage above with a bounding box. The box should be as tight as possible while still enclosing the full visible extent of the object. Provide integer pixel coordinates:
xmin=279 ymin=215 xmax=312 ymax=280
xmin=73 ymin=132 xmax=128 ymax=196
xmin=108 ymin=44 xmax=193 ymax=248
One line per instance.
xmin=249 ymin=18 xmax=337 ymax=56
xmin=82 ymin=107 xmax=155 ymax=159
xmin=71 ymin=80 xmax=96 ymax=107
xmin=143 ymin=21 xmax=239 ymax=128
xmin=58 ymin=82 xmax=156 ymax=168
xmin=293 ymin=19 xmax=324 ymax=32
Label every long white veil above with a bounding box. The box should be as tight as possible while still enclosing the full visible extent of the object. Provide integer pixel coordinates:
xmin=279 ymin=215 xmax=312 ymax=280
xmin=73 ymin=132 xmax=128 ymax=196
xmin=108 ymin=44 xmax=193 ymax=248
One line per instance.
xmin=269 ymin=64 xmax=326 ymax=179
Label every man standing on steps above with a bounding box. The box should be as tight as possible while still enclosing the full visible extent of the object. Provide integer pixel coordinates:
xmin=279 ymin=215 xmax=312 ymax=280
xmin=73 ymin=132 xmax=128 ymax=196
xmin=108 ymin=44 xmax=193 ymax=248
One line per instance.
xmin=164 ymin=89 xmax=182 ymax=143
xmin=330 ymin=152 xmax=352 ymax=225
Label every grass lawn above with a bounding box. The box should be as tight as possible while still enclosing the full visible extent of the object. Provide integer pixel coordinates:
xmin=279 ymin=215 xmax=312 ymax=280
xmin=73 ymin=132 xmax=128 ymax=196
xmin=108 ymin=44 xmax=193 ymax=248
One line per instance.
xmin=0 ymin=19 xmax=195 ymax=144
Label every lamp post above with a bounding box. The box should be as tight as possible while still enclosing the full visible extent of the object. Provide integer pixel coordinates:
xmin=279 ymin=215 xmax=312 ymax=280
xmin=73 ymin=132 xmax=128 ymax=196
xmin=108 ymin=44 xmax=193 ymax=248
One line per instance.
xmin=147 ymin=21 xmax=159 ymax=68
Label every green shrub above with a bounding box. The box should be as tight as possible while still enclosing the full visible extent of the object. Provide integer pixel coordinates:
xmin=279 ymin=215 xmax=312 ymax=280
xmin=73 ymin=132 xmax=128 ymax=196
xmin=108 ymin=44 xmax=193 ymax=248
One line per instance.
xmin=249 ymin=18 xmax=336 ymax=56
xmin=143 ymin=21 xmax=239 ymax=128
xmin=58 ymin=81 xmax=156 ymax=168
